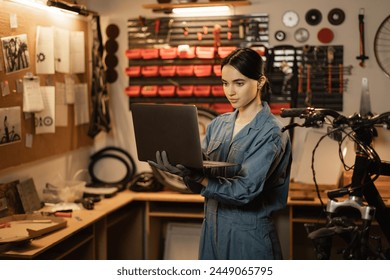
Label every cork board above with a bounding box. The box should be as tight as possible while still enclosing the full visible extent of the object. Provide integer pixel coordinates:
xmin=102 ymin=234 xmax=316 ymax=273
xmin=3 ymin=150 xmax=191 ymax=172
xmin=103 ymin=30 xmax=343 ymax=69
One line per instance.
xmin=0 ymin=2 xmax=93 ymax=170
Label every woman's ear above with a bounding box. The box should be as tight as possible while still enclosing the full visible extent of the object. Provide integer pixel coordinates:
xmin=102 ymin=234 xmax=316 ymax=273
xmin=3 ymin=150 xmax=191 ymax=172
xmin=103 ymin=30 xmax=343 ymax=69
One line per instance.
xmin=258 ymin=76 xmax=267 ymax=89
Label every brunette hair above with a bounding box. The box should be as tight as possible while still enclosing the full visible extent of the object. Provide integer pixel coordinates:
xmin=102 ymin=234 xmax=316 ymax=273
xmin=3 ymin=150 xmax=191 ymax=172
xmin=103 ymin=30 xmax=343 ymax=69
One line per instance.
xmin=221 ymin=48 xmax=271 ymax=102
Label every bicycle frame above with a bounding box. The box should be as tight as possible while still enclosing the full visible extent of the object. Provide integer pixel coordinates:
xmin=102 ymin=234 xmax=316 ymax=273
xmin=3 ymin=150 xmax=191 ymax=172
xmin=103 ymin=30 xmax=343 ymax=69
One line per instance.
xmin=281 ymin=107 xmax=390 ymax=259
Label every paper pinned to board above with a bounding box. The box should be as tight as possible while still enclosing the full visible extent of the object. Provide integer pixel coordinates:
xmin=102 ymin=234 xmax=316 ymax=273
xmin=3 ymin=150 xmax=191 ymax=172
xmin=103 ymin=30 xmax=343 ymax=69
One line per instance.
xmin=55 ymin=82 xmax=68 ymax=127
xmin=54 ymin=27 xmax=70 ymax=73
xmin=36 ymin=26 xmax=55 ymax=74
xmin=35 ymin=86 xmax=55 ymax=134
xmin=74 ymin=83 xmax=89 ymax=125
xmin=70 ymin=31 xmax=85 ymax=74
xmin=22 ymin=74 xmax=44 ymax=113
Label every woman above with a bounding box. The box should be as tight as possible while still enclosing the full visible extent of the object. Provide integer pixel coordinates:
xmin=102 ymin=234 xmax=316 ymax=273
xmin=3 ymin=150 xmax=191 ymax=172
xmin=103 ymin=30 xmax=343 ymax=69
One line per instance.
xmin=150 ymin=48 xmax=292 ymax=260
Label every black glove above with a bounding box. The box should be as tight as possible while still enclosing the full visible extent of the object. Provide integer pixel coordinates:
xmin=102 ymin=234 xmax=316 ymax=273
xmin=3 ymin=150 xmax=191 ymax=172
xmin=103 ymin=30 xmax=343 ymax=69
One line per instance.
xmin=148 ymin=151 xmax=204 ymax=182
xmin=183 ymin=176 xmax=204 ymax=194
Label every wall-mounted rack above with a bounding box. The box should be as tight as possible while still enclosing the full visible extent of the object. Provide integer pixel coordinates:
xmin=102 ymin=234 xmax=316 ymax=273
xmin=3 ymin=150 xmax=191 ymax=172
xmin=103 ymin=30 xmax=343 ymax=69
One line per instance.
xmin=142 ymin=1 xmax=251 ymax=10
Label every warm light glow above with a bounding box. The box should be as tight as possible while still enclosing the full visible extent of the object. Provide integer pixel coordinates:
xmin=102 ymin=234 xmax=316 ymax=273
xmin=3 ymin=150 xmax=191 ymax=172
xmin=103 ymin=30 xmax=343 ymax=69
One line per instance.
xmin=9 ymin=0 xmax=78 ymax=15
xmin=10 ymin=0 xmax=48 ymax=10
xmin=172 ymin=6 xmax=230 ymax=16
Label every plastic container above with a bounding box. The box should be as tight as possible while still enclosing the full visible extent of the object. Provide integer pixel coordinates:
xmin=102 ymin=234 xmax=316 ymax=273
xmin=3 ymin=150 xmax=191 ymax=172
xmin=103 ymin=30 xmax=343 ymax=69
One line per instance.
xmin=218 ymin=46 xmax=237 ymax=58
xmin=141 ymin=48 xmax=159 ymax=59
xmin=159 ymin=65 xmax=176 ymax=76
xmin=212 ymin=103 xmax=233 ymax=114
xmin=194 ymin=85 xmax=211 ymax=97
xmin=211 ymin=85 xmax=224 ymax=96
xmin=141 ymin=66 xmax=159 ymax=77
xmin=194 ymin=65 xmax=212 ymax=77
xmin=125 ymin=66 xmax=141 ymax=77
xmin=141 ymin=85 xmax=158 ymax=96
xmin=158 ymin=85 xmax=175 ymax=97
xmin=177 ymin=46 xmax=196 ymax=59
xmin=176 ymin=85 xmax=194 ymax=97
xmin=125 ymin=85 xmax=141 ymax=97
xmin=176 ymin=65 xmax=194 ymax=76
xmin=213 ymin=65 xmax=222 ymax=76
xmin=159 ymin=47 xmax=178 ymax=59
xmin=196 ymin=46 xmax=215 ymax=59
xmin=125 ymin=49 xmax=142 ymax=59
xmin=43 ymin=180 xmax=86 ymax=203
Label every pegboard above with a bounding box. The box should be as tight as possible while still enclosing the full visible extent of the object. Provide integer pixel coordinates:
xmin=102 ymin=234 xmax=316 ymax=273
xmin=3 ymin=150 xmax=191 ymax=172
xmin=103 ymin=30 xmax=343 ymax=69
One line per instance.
xmin=128 ymin=14 xmax=269 ymax=47
xmin=267 ymin=45 xmax=347 ymax=111
xmin=126 ymin=14 xmax=347 ymax=112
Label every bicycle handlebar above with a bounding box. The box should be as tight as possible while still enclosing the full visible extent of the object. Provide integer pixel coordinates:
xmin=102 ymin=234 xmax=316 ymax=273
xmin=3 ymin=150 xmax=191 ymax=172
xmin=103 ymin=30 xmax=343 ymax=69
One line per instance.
xmin=280 ymin=107 xmax=390 ymax=131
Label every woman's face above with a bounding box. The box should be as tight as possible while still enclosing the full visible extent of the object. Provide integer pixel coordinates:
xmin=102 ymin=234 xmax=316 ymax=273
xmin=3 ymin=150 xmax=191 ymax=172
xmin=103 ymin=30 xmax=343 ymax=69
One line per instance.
xmin=221 ymin=65 xmax=258 ymax=109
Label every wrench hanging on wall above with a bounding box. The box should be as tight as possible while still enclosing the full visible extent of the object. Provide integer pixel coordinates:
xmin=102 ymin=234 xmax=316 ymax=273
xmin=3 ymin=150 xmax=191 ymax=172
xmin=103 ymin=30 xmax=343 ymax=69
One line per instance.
xmin=356 ymin=8 xmax=369 ymax=67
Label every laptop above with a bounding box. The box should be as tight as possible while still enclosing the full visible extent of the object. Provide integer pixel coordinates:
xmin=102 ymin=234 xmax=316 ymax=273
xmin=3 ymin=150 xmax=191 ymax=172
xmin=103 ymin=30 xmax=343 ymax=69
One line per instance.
xmin=131 ymin=103 xmax=237 ymax=169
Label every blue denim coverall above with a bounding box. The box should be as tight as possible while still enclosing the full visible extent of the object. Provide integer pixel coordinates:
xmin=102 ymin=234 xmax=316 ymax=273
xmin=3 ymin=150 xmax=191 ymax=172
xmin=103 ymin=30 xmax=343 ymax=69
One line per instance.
xmin=199 ymin=102 xmax=292 ymax=260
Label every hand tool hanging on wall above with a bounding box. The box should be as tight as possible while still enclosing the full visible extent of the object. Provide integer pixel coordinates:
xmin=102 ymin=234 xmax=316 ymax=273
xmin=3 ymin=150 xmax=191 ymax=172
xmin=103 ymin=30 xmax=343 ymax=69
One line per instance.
xmin=356 ymin=8 xmax=369 ymax=67
xmin=88 ymin=15 xmax=111 ymax=138
xmin=339 ymin=64 xmax=343 ymax=94
xmin=327 ymin=46 xmax=335 ymax=94
xmin=213 ymin=24 xmax=221 ymax=58
xmin=305 ymin=64 xmax=312 ymax=106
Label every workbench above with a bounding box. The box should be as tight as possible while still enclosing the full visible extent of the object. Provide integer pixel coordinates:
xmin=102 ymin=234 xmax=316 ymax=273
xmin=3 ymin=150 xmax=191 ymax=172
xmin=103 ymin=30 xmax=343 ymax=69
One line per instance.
xmin=1 ymin=180 xmax=388 ymax=260
xmin=0 ymin=190 xmax=203 ymax=260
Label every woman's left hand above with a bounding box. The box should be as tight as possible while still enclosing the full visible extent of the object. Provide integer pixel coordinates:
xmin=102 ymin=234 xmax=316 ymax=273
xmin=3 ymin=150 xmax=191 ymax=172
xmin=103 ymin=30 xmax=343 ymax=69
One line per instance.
xmin=148 ymin=151 xmax=192 ymax=177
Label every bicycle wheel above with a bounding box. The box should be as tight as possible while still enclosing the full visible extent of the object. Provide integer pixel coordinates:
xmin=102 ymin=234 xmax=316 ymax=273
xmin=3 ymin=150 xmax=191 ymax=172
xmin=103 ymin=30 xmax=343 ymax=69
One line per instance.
xmin=150 ymin=106 xmax=219 ymax=194
xmin=374 ymin=15 xmax=390 ymax=79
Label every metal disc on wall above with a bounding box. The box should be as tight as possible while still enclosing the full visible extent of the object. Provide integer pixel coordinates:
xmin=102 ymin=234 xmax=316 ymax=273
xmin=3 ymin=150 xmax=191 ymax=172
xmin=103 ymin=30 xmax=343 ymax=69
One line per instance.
xmin=317 ymin=27 xmax=334 ymax=44
xmin=106 ymin=24 xmax=120 ymax=39
xmin=305 ymin=9 xmax=322 ymax=25
xmin=105 ymin=24 xmax=120 ymax=83
xmin=328 ymin=8 xmax=345 ymax=25
xmin=274 ymin=30 xmax=286 ymax=41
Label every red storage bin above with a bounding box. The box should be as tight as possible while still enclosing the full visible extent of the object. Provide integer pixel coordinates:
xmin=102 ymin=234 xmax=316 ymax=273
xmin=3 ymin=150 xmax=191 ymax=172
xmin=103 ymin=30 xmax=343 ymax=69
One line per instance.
xmin=196 ymin=46 xmax=215 ymax=59
xmin=211 ymin=85 xmax=224 ymax=96
xmin=158 ymin=85 xmax=175 ymax=97
xmin=141 ymin=48 xmax=159 ymax=59
xmin=141 ymin=85 xmax=158 ymax=96
xmin=213 ymin=65 xmax=221 ymax=76
xmin=159 ymin=65 xmax=176 ymax=76
xmin=125 ymin=85 xmax=141 ymax=97
xmin=218 ymin=46 xmax=237 ymax=58
xmin=212 ymin=103 xmax=234 ymax=114
xmin=125 ymin=49 xmax=142 ymax=59
xmin=125 ymin=66 xmax=141 ymax=77
xmin=252 ymin=46 xmax=266 ymax=57
xmin=141 ymin=66 xmax=159 ymax=77
xmin=159 ymin=47 xmax=178 ymax=59
xmin=176 ymin=85 xmax=194 ymax=97
xmin=270 ymin=103 xmax=290 ymax=115
xmin=177 ymin=46 xmax=196 ymax=59
xmin=194 ymin=85 xmax=211 ymax=97
xmin=176 ymin=65 xmax=194 ymax=76
xmin=194 ymin=65 xmax=212 ymax=77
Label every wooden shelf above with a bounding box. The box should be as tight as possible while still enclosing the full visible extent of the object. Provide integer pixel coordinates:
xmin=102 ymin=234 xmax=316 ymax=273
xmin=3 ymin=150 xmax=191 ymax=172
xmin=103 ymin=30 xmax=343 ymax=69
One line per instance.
xmin=143 ymin=1 xmax=251 ymax=10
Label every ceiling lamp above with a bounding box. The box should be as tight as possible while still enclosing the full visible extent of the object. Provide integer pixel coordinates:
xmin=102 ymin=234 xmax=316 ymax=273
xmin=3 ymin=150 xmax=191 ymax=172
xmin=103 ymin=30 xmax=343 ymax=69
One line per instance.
xmin=46 ymin=0 xmax=96 ymax=16
xmin=172 ymin=5 xmax=230 ymax=16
